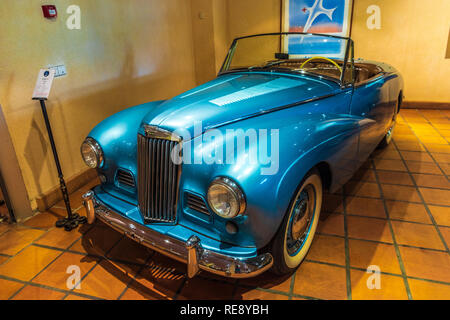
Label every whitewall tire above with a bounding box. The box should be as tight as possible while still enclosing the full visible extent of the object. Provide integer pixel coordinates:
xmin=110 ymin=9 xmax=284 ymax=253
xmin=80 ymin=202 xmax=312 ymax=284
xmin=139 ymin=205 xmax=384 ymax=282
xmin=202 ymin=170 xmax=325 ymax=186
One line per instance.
xmin=271 ymin=170 xmax=323 ymax=275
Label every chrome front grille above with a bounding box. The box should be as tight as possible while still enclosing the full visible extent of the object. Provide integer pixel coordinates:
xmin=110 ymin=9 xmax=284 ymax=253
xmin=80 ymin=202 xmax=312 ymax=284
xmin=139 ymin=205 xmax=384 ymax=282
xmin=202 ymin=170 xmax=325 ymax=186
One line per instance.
xmin=137 ymin=132 xmax=181 ymax=223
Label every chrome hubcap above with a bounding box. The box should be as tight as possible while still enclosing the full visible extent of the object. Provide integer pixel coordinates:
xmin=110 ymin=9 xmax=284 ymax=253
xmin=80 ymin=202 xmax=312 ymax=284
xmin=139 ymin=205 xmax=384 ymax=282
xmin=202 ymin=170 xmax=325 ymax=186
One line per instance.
xmin=286 ymin=185 xmax=316 ymax=256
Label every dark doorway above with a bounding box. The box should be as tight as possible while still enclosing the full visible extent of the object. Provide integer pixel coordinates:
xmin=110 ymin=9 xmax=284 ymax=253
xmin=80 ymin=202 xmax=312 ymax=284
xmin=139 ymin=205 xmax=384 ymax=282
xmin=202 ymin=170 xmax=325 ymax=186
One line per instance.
xmin=0 ymin=169 xmax=15 ymax=223
xmin=0 ymin=103 xmax=32 ymax=222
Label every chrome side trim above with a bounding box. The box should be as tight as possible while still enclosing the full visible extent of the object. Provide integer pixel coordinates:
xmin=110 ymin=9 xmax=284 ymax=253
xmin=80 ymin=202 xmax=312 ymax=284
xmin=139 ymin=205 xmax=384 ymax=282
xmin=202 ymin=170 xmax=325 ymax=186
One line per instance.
xmin=84 ymin=191 xmax=273 ymax=278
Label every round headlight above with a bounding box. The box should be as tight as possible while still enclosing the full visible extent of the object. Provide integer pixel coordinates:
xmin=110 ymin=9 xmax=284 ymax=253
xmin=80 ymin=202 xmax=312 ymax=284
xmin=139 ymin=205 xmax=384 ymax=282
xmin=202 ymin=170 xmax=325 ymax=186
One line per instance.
xmin=207 ymin=177 xmax=246 ymax=219
xmin=81 ymin=138 xmax=103 ymax=168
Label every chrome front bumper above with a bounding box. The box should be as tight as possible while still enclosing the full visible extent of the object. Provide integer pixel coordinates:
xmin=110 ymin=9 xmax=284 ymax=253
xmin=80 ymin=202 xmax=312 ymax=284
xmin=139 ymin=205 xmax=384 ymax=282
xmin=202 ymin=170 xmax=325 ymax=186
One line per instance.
xmin=82 ymin=190 xmax=273 ymax=278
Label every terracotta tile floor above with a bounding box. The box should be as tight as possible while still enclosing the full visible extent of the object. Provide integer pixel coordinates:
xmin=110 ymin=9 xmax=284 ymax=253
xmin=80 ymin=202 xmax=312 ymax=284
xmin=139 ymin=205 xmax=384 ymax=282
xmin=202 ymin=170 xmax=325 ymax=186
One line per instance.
xmin=0 ymin=109 xmax=449 ymax=300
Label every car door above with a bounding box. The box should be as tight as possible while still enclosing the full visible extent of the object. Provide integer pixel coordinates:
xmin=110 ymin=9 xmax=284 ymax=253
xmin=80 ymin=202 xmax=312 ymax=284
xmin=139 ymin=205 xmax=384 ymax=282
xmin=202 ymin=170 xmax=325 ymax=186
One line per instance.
xmin=350 ymin=73 xmax=391 ymax=166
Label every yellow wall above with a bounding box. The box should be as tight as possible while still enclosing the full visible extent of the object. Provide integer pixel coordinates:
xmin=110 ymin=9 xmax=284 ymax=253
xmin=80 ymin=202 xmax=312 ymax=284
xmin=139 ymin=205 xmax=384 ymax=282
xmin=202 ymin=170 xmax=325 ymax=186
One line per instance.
xmin=191 ymin=0 xmax=218 ymax=84
xmin=190 ymin=0 xmax=233 ymax=82
xmin=212 ymin=0 xmax=230 ymax=73
xmin=227 ymin=0 xmax=281 ymax=41
xmin=0 ymin=0 xmax=197 ymax=210
xmin=352 ymin=0 xmax=450 ymax=102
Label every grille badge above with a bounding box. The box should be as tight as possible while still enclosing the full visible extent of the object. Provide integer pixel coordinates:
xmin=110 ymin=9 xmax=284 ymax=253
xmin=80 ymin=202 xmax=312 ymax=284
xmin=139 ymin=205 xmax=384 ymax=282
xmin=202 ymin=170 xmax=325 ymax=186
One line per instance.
xmin=144 ymin=125 xmax=182 ymax=142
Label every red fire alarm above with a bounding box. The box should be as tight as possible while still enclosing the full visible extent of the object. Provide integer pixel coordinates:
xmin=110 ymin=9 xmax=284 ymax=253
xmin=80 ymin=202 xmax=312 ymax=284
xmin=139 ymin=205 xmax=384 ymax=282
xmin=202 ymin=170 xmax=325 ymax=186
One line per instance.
xmin=42 ymin=5 xmax=57 ymax=19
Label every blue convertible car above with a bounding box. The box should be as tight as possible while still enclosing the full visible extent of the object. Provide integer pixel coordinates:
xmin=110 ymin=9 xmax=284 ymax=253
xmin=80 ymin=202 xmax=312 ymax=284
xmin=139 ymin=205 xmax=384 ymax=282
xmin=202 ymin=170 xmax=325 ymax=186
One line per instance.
xmin=81 ymin=33 xmax=403 ymax=278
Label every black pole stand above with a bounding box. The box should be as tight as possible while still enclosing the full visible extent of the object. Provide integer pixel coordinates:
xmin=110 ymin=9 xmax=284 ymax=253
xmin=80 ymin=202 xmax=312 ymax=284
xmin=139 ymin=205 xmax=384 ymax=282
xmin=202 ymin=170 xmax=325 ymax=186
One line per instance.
xmin=38 ymin=99 xmax=87 ymax=231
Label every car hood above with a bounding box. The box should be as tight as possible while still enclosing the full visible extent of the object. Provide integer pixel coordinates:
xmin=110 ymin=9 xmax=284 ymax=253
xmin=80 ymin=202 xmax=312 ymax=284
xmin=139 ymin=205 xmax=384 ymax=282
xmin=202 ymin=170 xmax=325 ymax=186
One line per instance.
xmin=142 ymin=72 xmax=339 ymax=137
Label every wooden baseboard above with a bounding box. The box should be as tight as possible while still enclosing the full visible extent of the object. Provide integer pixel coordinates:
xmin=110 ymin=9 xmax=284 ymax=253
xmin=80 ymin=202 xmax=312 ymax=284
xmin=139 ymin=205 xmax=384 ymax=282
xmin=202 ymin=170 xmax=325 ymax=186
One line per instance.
xmin=402 ymin=101 xmax=450 ymax=109
xmin=35 ymin=168 xmax=97 ymax=212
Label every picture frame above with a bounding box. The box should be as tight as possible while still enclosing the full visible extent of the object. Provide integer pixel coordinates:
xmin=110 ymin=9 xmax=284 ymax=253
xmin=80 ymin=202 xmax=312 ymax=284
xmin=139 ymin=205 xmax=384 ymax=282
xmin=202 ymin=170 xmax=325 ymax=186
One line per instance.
xmin=281 ymin=0 xmax=354 ymax=58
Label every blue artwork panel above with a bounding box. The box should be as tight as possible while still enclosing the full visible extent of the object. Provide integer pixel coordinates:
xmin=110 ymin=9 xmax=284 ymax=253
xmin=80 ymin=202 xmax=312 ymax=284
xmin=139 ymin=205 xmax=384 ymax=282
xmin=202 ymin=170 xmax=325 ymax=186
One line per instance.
xmin=285 ymin=0 xmax=351 ymax=57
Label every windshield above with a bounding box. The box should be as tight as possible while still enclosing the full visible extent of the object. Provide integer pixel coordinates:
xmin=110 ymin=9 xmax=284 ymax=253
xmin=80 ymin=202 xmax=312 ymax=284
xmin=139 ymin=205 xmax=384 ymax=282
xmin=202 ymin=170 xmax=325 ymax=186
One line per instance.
xmin=220 ymin=33 xmax=353 ymax=85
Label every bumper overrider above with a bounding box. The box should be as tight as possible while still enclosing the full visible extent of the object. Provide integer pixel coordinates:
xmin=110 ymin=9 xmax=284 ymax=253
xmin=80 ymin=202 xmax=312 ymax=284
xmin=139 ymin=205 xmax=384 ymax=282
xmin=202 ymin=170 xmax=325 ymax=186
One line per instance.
xmin=82 ymin=190 xmax=273 ymax=278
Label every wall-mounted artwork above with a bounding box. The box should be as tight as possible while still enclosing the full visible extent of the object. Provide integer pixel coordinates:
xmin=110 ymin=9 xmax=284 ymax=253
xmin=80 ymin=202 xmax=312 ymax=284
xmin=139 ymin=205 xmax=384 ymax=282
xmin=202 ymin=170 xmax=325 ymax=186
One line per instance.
xmin=282 ymin=0 xmax=353 ymax=58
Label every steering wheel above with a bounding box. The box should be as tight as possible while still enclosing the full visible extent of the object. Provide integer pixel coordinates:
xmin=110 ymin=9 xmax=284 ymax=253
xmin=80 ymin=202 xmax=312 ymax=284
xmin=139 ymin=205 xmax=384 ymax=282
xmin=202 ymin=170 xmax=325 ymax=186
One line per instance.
xmin=300 ymin=56 xmax=342 ymax=73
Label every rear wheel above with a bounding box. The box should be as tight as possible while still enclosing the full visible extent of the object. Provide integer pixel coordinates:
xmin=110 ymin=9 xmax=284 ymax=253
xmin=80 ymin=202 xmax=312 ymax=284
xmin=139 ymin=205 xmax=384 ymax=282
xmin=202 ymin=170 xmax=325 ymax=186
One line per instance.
xmin=271 ymin=170 xmax=322 ymax=275
xmin=379 ymin=97 xmax=400 ymax=148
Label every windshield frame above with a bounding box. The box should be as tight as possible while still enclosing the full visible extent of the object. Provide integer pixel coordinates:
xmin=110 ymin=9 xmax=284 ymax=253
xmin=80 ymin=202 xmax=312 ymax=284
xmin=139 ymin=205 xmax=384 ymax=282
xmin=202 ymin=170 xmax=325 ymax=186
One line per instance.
xmin=219 ymin=32 xmax=355 ymax=88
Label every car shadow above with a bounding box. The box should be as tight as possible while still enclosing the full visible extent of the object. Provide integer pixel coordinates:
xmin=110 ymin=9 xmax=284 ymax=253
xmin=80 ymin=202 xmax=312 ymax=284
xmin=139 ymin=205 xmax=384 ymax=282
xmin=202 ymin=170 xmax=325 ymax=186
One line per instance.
xmin=79 ymin=219 xmax=295 ymax=299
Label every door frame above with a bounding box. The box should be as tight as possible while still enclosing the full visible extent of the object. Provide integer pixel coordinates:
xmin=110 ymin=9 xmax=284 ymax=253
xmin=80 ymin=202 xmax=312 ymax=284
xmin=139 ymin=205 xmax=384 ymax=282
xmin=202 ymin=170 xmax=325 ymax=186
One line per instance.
xmin=0 ymin=103 xmax=33 ymax=222
xmin=0 ymin=169 xmax=15 ymax=222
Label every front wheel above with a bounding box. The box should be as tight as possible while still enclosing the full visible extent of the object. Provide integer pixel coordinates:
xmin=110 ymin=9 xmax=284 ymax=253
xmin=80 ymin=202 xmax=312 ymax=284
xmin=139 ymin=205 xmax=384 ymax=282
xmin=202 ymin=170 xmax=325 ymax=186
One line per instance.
xmin=271 ymin=170 xmax=323 ymax=275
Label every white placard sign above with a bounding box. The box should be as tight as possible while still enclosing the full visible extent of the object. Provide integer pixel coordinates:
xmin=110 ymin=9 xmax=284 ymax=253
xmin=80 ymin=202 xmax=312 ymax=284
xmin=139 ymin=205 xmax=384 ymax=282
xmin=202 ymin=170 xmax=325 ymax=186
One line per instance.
xmin=32 ymin=69 xmax=55 ymax=100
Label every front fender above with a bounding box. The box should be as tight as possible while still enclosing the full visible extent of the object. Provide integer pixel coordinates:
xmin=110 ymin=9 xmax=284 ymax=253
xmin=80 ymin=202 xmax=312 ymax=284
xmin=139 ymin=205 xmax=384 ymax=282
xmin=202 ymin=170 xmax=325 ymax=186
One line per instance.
xmin=88 ymin=101 xmax=165 ymax=200
xmin=180 ymin=92 xmax=361 ymax=249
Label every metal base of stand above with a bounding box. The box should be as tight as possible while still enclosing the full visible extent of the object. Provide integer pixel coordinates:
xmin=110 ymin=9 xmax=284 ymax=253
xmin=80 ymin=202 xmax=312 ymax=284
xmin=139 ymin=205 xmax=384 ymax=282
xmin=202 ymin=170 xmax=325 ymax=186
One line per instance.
xmin=56 ymin=214 xmax=88 ymax=231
